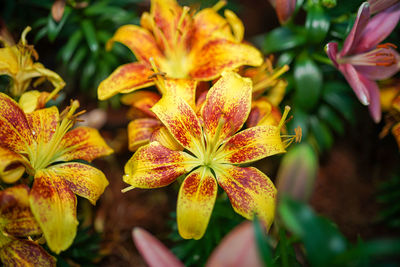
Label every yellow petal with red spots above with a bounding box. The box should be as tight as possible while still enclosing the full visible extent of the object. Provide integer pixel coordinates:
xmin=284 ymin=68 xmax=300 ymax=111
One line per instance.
xmin=128 ymin=118 xmax=161 ymax=151
xmin=98 ymin=62 xmax=155 ymax=100
xmin=215 ymin=165 xmax=276 ymax=229
xmin=0 ymin=146 xmax=32 ymax=183
xmin=0 ymin=93 xmax=32 ymax=153
xmin=150 ymin=126 xmax=184 ymax=151
xmin=26 ymin=106 xmax=59 ymax=144
xmin=224 ymin=9 xmax=244 ymax=42
xmin=58 ymin=126 xmax=113 ymax=162
xmin=215 ymin=125 xmax=286 ymax=164
xmin=46 ymin=163 xmax=109 ymax=205
xmin=123 ymin=141 xmax=197 ymax=189
xmin=151 ymin=94 xmax=203 ymax=156
xmin=190 ymin=40 xmax=263 ymax=81
xmin=177 ymin=167 xmax=217 ymax=240
xmin=247 ymin=98 xmax=282 ymax=128
xmin=30 ymin=169 xmax=78 ymax=254
xmin=201 ymin=71 xmax=252 ymax=142
xmin=121 ymin=91 xmax=161 ymax=118
xmin=106 ymin=25 xmax=164 ymax=64
xmin=0 ymin=240 xmax=56 ymax=267
xmin=164 ymin=78 xmax=197 ymax=108
xmin=0 ymin=185 xmax=42 ymax=237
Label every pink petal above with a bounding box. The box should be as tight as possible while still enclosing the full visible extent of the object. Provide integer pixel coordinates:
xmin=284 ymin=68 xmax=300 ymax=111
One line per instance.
xmin=132 ymin=227 xmax=184 ymax=267
xmin=355 ymin=48 xmax=400 ymax=79
xmin=326 ymin=42 xmax=339 ymax=68
xmin=360 ymin=76 xmax=382 ymax=122
xmin=339 ymin=63 xmax=370 ymax=105
xmin=355 ymin=2 xmax=400 ymax=53
xmin=341 ymin=2 xmax=370 ymax=56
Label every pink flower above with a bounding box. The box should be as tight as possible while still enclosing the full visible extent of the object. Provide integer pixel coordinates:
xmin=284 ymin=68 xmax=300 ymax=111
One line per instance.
xmin=368 ymin=0 xmax=400 ymax=14
xmin=326 ymin=2 xmax=400 ymax=122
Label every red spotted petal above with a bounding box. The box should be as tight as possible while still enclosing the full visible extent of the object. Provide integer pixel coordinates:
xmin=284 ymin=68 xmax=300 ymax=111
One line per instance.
xmin=177 ymin=167 xmax=217 ymax=239
xmin=164 ymin=78 xmax=197 ymax=108
xmin=57 ymin=126 xmax=113 ymax=162
xmin=0 ymin=240 xmax=56 ymax=267
xmin=0 ymin=185 xmax=42 ymax=237
xmin=97 ymin=62 xmax=155 ymax=100
xmin=30 ymin=170 xmax=78 ymax=254
xmin=215 ymin=125 xmax=286 ymax=164
xmin=107 ymin=25 xmax=164 ymax=64
xmin=190 ymin=40 xmax=263 ymax=81
xmin=128 ymin=118 xmax=162 ymax=151
xmin=215 ymin=165 xmax=277 ymax=229
xmin=0 ymin=93 xmax=32 ymax=153
xmin=201 ymin=71 xmax=253 ymax=142
xmin=46 ymin=163 xmax=109 ymax=205
xmin=124 ymin=141 xmax=197 ymax=188
xmin=0 ymin=146 xmax=32 ymax=183
xmin=151 ymin=94 xmax=203 ymax=156
xmin=26 ymin=106 xmax=59 ymax=144
xmin=121 ymin=91 xmax=161 ymax=118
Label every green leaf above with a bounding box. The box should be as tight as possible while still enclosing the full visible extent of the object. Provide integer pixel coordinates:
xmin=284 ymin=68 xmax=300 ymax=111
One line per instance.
xmin=293 ymin=52 xmax=323 ymax=111
xmin=263 ymin=27 xmax=306 ymax=54
xmin=318 ymin=105 xmax=345 ymax=135
xmin=61 ymin=30 xmax=83 ymax=63
xmin=253 ymin=218 xmax=275 ymax=267
xmin=310 ymin=116 xmax=333 ymax=152
xmin=305 ymin=5 xmax=330 ymax=43
xmin=81 ymin=19 xmax=99 ymax=53
xmin=279 ymin=197 xmax=347 ymax=266
xmin=322 ymin=82 xmax=356 ymax=124
xmin=68 ymin=47 xmax=87 ymax=74
xmin=46 ymin=7 xmax=71 ymax=42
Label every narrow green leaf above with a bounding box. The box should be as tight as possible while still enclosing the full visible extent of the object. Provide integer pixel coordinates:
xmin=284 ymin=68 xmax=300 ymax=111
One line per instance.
xmin=263 ymin=27 xmax=306 ymax=54
xmin=61 ymin=30 xmax=83 ymax=63
xmin=318 ymin=105 xmax=345 ymax=135
xmin=81 ymin=19 xmax=99 ymax=53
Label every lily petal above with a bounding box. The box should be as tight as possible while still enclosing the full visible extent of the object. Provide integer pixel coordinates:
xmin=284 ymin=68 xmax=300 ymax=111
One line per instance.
xmin=360 ymin=76 xmax=382 ymax=122
xmin=57 ymin=126 xmax=113 ymax=162
xmin=341 ymin=2 xmax=370 ymax=56
xmin=0 ymin=185 xmax=42 ymax=237
xmin=46 ymin=162 xmax=109 ymax=205
xmin=0 ymin=146 xmax=32 ymax=183
xmin=0 ymin=46 xmax=18 ymax=76
xmin=97 ymin=62 xmax=154 ymax=100
xmin=216 ymin=125 xmax=286 ymax=164
xmin=0 ymin=240 xmax=56 ymax=267
xmin=215 ymin=165 xmax=277 ymax=229
xmin=26 ymin=106 xmax=59 ymax=144
xmin=247 ymin=98 xmax=281 ymax=128
xmin=339 ymin=63 xmax=370 ymax=105
xmin=124 ymin=141 xmax=197 ymax=188
xmin=0 ymin=93 xmax=32 ymax=153
xmin=355 ymin=48 xmax=400 ymax=80
xmin=193 ymin=8 xmax=234 ymax=43
xmin=121 ymin=91 xmax=161 ymax=118
xmin=224 ymin=10 xmax=245 ymax=42
xmin=128 ymin=118 xmax=161 ymax=151
xmin=177 ymin=167 xmax=217 ymax=239
xmin=355 ymin=2 xmax=400 ymax=53
xmin=151 ymin=94 xmax=203 ymax=156
xmin=326 ymin=42 xmax=339 ymax=68
xmin=190 ymin=40 xmax=263 ymax=80
xmin=164 ymin=78 xmax=197 ymax=108
xmin=150 ymin=126 xmax=184 ymax=151
xmin=275 ymin=0 xmax=297 ymax=24
xmin=30 ymin=169 xmax=78 ymax=254
xmin=201 ymin=71 xmax=252 ymax=142
xmin=106 ymin=25 xmax=164 ymax=64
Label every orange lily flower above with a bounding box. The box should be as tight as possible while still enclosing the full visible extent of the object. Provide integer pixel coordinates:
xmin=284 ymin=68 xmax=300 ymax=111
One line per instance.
xmin=0 ymin=27 xmax=65 ymax=101
xmin=0 ymin=93 xmax=113 ymax=253
xmin=97 ymin=0 xmax=263 ymax=100
xmin=0 ymin=185 xmax=55 ymax=266
xmin=124 ymin=72 xmax=296 ymax=239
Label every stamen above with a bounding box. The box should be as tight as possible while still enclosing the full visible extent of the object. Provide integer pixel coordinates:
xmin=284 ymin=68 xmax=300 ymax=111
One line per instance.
xmin=340 ymin=46 xmax=398 ymax=67
xmin=212 ymin=0 xmax=227 ymax=11
xmin=278 ymin=106 xmax=291 ymax=130
xmin=20 ymin=26 xmax=31 ymax=46
xmin=377 ymin=43 xmax=398 ymax=49
xmin=121 ymin=185 xmax=135 ymax=193
xmin=253 ymin=64 xmax=289 ymax=92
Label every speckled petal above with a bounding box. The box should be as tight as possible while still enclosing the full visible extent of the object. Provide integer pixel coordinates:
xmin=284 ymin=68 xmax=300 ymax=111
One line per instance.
xmin=215 ymin=125 xmax=286 ymax=164
xmin=164 ymin=78 xmax=197 ymax=108
xmin=121 ymin=91 xmax=161 ymax=118
xmin=247 ymin=98 xmax=282 ymax=128
xmin=190 ymin=40 xmax=263 ymax=81
xmin=97 ymin=62 xmax=155 ymax=100
xmin=26 ymin=106 xmax=59 ymax=144
xmin=0 ymin=185 xmax=42 ymax=237
xmin=151 ymin=94 xmax=203 ymax=156
xmin=201 ymin=71 xmax=253 ymax=142
xmin=0 ymin=93 xmax=32 ymax=153
xmin=177 ymin=167 xmax=217 ymax=239
xmin=128 ymin=118 xmax=162 ymax=151
xmin=0 ymin=240 xmax=56 ymax=267
xmin=46 ymin=163 xmax=108 ymax=205
xmin=30 ymin=170 xmax=78 ymax=254
xmin=106 ymin=25 xmax=164 ymax=64
xmin=215 ymin=165 xmax=277 ymax=229
xmin=124 ymin=141 xmax=197 ymax=189
xmin=57 ymin=126 xmax=113 ymax=162
xmin=0 ymin=146 xmax=32 ymax=183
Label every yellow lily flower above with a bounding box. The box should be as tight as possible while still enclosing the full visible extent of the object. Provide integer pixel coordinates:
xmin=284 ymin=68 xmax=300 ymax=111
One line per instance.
xmin=0 ymin=185 xmax=56 ymax=266
xmin=124 ymin=71 xmax=298 ymax=239
xmin=97 ymin=0 xmax=263 ymax=100
xmin=0 ymin=27 xmax=65 ymax=99
xmin=0 ymin=93 xmax=113 ymax=254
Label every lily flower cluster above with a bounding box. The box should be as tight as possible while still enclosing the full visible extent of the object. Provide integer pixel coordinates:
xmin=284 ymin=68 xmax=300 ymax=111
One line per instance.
xmin=0 ymin=29 xmax=113 ymax=265
xmin=98 ymin=0 xmax=300 ymax=239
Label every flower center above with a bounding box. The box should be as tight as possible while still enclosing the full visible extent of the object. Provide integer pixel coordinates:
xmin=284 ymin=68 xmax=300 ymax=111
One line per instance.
xmin=338 ymin=43 xmax=398 ymax=67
